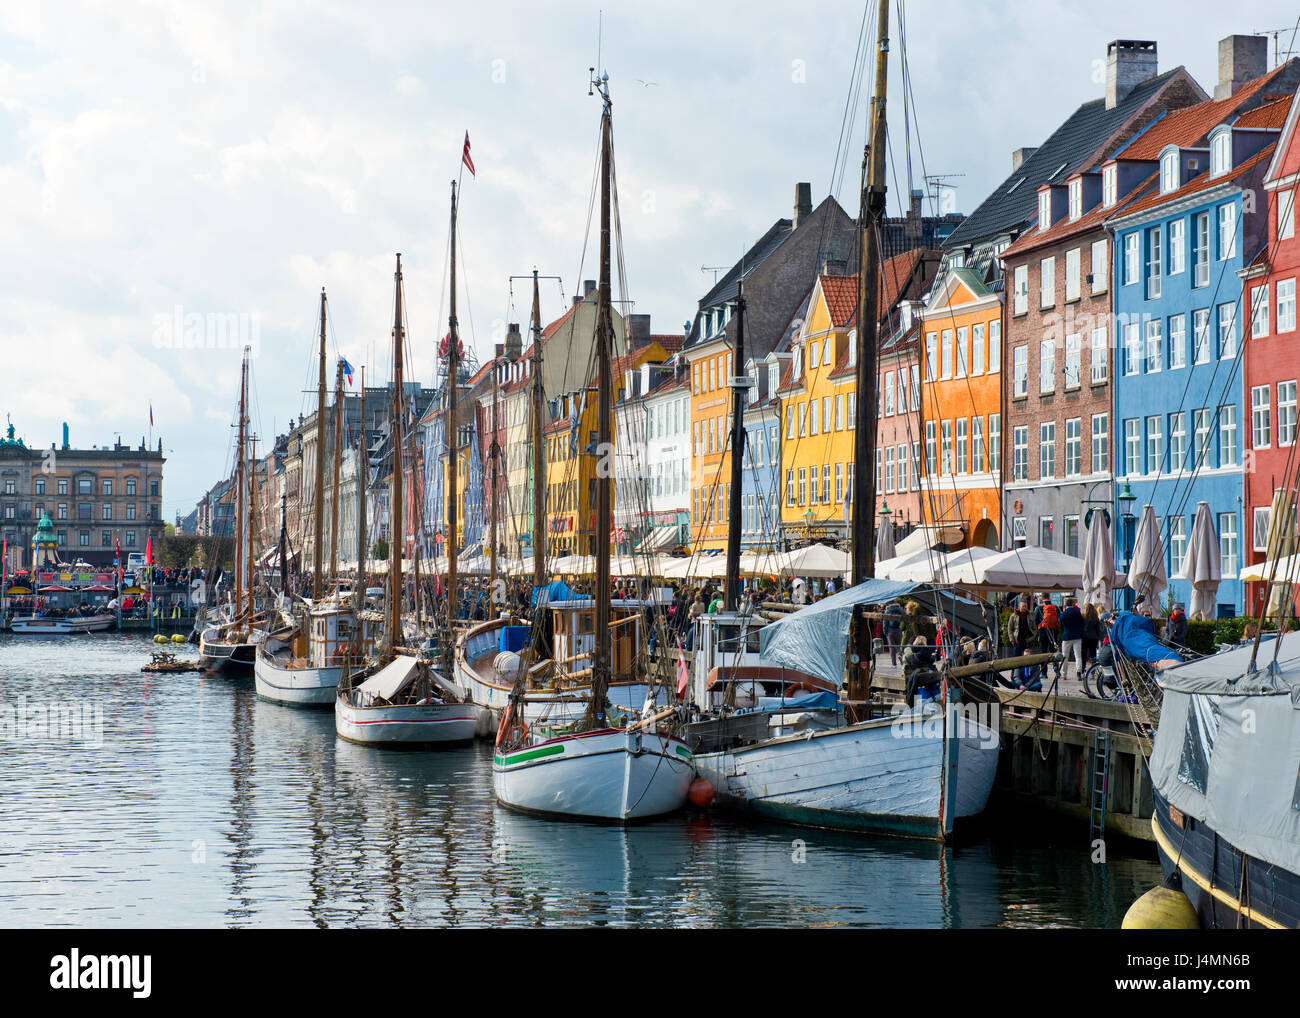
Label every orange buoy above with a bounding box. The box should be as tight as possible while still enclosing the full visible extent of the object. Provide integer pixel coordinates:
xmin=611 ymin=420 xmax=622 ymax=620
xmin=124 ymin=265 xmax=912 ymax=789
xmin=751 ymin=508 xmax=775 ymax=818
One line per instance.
xmin=688 ymin=777 xmax=715 ymax=808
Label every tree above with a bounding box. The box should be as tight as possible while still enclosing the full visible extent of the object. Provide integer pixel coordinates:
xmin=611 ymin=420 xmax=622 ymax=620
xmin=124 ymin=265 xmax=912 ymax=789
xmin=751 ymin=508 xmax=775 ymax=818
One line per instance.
xmin=372 ymin=538 xmax=388 ymax=561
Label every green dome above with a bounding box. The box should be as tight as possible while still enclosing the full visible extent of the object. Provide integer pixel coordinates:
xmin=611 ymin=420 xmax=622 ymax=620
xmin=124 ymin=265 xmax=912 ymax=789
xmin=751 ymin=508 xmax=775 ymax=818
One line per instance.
xmin=33 ymin=511 xmax=57 ymax=548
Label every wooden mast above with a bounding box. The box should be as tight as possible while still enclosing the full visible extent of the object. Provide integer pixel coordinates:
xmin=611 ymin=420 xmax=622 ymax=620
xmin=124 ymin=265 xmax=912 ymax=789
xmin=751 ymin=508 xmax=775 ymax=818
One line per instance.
xmin=590 ymin=72 xmax=614 ymax=721
xmin=234 ymin=352 xmax=247 ymax=614
xmin=330 ymin=359 xmax=344 ymax=595
xmin=445 ymin=182 xmax=460 ymax=676
xmin=354 ymin=366 xmax=367 ymax=616
xmin=851 ymin=0 xmax=889 ymax=587
xmin=313 ymin=288 xmax=328 ymax=600
xmin=389 ymin=255 xmax=405 ymax=655
xmin=723 ymin=279 xmax=747 ymax=611
xmin=247 ymin=432 xmax=257 ymax=617
xmin=278 ymin=491 xmax=289 ymax=598
xmin=489 ymin=342 xmax=500 ymax=602
xmin=530 ymin=270 xmax=546 ymax=589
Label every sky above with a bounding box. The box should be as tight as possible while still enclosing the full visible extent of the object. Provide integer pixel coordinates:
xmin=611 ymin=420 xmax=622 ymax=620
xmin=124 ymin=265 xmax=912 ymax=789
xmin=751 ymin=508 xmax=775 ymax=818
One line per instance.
xmin=1 ymin=0 xmax=1298 ymax=522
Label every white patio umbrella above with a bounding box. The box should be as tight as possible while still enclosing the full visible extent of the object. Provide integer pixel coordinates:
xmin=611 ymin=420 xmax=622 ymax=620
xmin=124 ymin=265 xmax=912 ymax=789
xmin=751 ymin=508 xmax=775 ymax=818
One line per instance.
xmin=875 ymin=518 xmax=895 ymax=563
xmin=890 ymin=545 xmax=998 ymax=584
xmin=1126 ymin=504 xmax=1167 ymax=610
xmin=1179 ymin=501 xmax=1221 ymax=621
xmin=1081 ymin=509 xmax=1116 ymax=611
xmin=781 ymin=543 xmax=851 ymax=578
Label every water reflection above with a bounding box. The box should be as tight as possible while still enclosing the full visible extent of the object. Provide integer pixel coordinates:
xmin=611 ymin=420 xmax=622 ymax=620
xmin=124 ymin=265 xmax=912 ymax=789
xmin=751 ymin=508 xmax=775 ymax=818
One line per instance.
xmin=0 ymin=634 xmax=1160 ymax=927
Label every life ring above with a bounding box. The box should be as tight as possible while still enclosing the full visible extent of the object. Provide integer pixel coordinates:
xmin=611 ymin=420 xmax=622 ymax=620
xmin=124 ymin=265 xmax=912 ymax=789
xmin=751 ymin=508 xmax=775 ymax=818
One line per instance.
xmin=496 ymin=702 xmax=514 ymax=747
xmin=785 ymin=682 xmax=818 ymax=697
xmin=333 ymin=643 xmax=351 ymax=661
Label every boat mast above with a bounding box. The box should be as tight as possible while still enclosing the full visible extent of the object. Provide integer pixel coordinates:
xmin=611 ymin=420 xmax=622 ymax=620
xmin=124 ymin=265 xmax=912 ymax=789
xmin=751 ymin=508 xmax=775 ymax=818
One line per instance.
xmin=247 ymin=432 xmax=257 ymax=617
xmin=489 ymin=341 xmax=500 ymax=602
xmin=590 ymin=72 xmax=614 ymax=719
xmin=724 ymin=279 xmax=747 ymax=611
xmin=390 ymin=255 xmax=405 ymax=654
xmin=446 ymin=182 xmax=460 ymax=677
xmin=530 ymin=270 xmax=546 ymax=589
xmin=278 ymin=491 xmax=289 ymax=598
xmin=851 ymin=0 xmax=889 ymax=586
xmin=313 ymin=288 xmax=328 ymax=600
xmin=234 ymin=352 xmax=247 ymax=614
xmin=330 ymin=359 xmax=344 ymax=594
xmin=354 ymin=366 xmax=367 ymax=615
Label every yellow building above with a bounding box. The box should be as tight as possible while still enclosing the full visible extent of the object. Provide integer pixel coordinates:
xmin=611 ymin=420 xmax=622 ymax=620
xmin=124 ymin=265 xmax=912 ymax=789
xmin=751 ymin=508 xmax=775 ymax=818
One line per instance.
xmin=776 ymin=274 xmax=859 ymax=544
xmin=543 ymin=387 xmax=598 ymax=558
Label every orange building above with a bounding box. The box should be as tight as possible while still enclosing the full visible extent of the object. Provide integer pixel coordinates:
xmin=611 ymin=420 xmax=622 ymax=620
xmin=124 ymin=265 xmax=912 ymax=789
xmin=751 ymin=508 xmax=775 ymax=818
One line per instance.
xmin=917 ymin=267 xmax=1004 ymax=549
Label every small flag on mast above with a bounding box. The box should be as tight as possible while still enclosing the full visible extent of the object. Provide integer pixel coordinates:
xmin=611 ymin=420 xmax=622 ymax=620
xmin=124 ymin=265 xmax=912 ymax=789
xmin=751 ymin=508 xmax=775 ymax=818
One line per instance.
xmin=461 ymin=132 xmax=475 ymax=177
xmin=342 ymin=358 xmax=355 ymax=386
xmin=149 ymin=403 xmax=154 ymax=427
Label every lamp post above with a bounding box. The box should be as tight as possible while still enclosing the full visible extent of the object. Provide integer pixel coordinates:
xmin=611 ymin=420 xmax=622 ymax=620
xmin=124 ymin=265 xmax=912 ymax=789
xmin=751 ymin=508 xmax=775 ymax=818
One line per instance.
xmin=1118 ymin=481 xmax=1137 ymax=609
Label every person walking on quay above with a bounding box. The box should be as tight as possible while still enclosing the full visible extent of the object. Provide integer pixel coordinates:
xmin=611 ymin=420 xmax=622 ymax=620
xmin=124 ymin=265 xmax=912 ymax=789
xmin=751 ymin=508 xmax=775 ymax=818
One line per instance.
xmin=1032 ymin=593 xmax=1061 ymax=684
xmin=1059 ymin=596 xmax=1084 ymax=682
xmin=1005 ymin=598 xmax=1038 ymax=691
xmin=1082 ymin=602 xmax=1102 ymax=669
xmin=884 ymin=599 xmax=904 ymax=666
xmin=1166 ymin=602 xmax=1188 ymax=648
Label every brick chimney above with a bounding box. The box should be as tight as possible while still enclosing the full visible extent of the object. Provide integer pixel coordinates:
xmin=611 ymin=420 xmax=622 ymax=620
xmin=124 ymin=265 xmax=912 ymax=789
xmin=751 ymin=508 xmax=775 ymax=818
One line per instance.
xmin=793 ymin=182 xmax=812 ymax=229
xmin=1105 ymin=40 xmax=1157 ymax=110
xmin=627 ymin=314 xmax=651 ymax=347
xmin=1215 ymin=35 xmax=1267 ymax=100
xmin=1012 ymin=147 xmax=1037 ymax=171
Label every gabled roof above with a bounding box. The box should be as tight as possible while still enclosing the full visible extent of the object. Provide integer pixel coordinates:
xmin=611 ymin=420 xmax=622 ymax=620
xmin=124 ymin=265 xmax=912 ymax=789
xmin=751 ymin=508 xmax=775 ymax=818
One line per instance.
xmin=1117 ymin=65 xmax=1293 ymax=161
xmin=816 ymin=248 xmax=937 ymax=329
xmin=1113 ymin=143 xmax=1276 ymax=222
xmin=945 ymin=67 xmax=1198 ymax=250
xmin=694 ymin=217 xmax=792 ymax=316
xmin=1001 ymin=171 xmax=1159 ymax=260
xmin=1233 ymin=94 xmax=1293 ymax=131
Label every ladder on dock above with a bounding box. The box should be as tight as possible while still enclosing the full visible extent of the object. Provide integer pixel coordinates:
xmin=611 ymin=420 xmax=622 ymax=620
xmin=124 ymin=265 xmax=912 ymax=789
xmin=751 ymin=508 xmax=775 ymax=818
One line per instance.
xmin=1088 ymin=728 xmax=1111 ymax=849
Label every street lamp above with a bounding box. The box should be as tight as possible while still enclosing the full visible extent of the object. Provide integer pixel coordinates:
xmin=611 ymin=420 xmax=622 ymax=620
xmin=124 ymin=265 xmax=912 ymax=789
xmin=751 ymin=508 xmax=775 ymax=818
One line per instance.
xmin=1118 ymin=481 xmax=1137 ymax=609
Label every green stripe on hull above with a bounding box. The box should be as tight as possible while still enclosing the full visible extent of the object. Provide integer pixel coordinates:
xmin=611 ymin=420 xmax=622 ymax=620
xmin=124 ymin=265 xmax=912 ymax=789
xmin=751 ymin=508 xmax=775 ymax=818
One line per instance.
xmin=494 ymin=743 xmax=566 ymax=767
xmin=675 ymin=746 xmax=692 ymax=760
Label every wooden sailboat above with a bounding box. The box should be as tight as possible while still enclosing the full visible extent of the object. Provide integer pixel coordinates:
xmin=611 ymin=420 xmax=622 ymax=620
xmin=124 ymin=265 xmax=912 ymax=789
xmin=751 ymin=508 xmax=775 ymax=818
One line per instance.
xmin=256 ymin=291 xmax=374 ymax=704
xmin=491 ymin=73 xmax=693 ymax=821
xmin=200 ymin=346 xmax=268 ymax=674
xmin=685 ymin=0 xmax=999 ymax=840
xmin=334 ymin=250 xmax=482 ymax=746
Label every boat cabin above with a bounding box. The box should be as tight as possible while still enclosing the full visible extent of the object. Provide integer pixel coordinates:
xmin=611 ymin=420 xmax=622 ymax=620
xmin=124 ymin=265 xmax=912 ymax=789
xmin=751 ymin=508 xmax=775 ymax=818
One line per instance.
xmin=305 ymin=607 xmax=377 ymax=667
xmin=550 ymin=599 xmax=647 ymax=683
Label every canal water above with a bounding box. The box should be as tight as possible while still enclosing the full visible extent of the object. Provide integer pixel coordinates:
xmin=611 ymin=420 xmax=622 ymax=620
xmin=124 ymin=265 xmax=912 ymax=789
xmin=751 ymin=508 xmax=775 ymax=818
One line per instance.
xmin=0 ymin=634 xmax=1160 ymax=928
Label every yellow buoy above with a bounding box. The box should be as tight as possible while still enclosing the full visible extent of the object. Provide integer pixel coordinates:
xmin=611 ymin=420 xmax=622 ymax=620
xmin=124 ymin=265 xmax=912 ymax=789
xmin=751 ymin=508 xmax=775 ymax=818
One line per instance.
xmin=153 ymin=634 xmax=168 ymax=644
xmin=171 ymin=633 xmax=186 ymax=644
xmin=1122 ymin=882 xmax=1199 ymax=929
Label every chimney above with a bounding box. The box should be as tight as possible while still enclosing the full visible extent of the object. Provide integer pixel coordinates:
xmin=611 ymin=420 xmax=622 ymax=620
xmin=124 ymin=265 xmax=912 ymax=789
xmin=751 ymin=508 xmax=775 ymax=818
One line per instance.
xmin=504 ymin=322 xmax=522 ymax=361
xmin=1215 ymin=35 xmax=1267 ymax=101
xmin=1105 ymin=40 xmax=1157 ymax=110
xmin=583 ymin=279 xmax=597 ymax=298
xmin=1011 ymin=147 xmax=1037 ymax=171
xmin=821 ymin=257 xmax=848 ymax=276
xmin=628 ymin=313 xmax=651 ymax=347
xmin=907 ymin=188 xmax=923 ymax=247
xmin=793 ymin=182 xmax=812 ymax=229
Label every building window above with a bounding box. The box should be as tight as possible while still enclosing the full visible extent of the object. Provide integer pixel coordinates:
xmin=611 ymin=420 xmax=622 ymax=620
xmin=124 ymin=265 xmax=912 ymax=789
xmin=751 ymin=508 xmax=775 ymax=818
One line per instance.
xmin=1279 ymin=189 xmax=1295 ymax=241
xmin=848 ymin=394 xmax=856 ymax=427
xmin=1169 ymin=412 xmax=1187 ymax=470
xmin=883 ymin=372 xmax=895 ymax=415
xmin=1040 ymin=422 xmax=1055 ymax=479
xmin=1252 ymin=384 xmax=1272 ymax=449
xmin=797 ymin=468 xmax=806 ymax=506
xmin=57 ymin=502 xmax=67 ymax=520
xmin=35 ymin=478 xmax=45 ymax=495
xmin=1145 ymin=319 xmax=1163 ymax=373
xmin=1040 ymin=339 xmax=1055 ymax=394
xmin=1040 ymin=256 xmax=1056 ymax=308
xmin=941 ymin=421 xmax=952 ymax=474
xmin=1125 ymin=418 xmax=1142 ymax=476
xmin=835 ymin=462 xmax=844 ymax=502
xmin=125 ymin=531 xmax=136 ymax=547
xmin=925 ymin=332 xmax=938 ymax=379
xmin=1193 ymin=309 xmax=1211 ymax=364
xmin=1091 ymin=327 xmax=1108 ymax=383
xmin=1252 ymin=284 xmax=1270 ymax=338
xmin=1193 ymin=212 xmax=1210 ymax=287
xmin=1219 ymin=513 xmax=1239 ymax=577
xmin=786 ymin=470 xmax=794 ymax=505
xmin=911 ymin=443 xmax=920 ymax=487
xmin=1065 ymin=247 xmax=1081 ymax=301
xmin=1169 ymin=314 xmax=1186 ymax=369
xmin=1013 ymin=346 xmax=1028 ymax=397
xmin=1068 ymin=179 xmax=1082 ymax=220
xmin=956 ymin=418 xmax=968 ymax=474
xmin=126 ymin=479 xmax=137 ymax=496
xmin=1065 ymin=515 xmax=1080 ymax=557
xmin=58 ymin=478 xmax=68 ymax=495
xmin=1147 ymin=415 xmax=1164 ymax=473
xmin=1146 ymin=226 xmax=1162 ymax=300
xmin=1168 ymin=218 xmax=1185 ymax=275
xmin=1281 ymin=381 xmax=1298 ymax=447
xmin=1218 ymin=203 xmax=1236 ymax=261
xmin=989 ymin=321 xmax=1001 ymax=371
xmin=1124 ymin=322 xmax=1141 ymax=375
xmin=1160 ymin=149 xmax=1179 ymax=193
xmin=911 ymin=365 xmax=920 ymax=407
xmin=973 ymin=417 xmax=985 ymax=473
xmin=1091 ymin=239 xmax=1108 ymax=293
xmin=1254 ymin=506 xmax=1272 ymax=553
xmin=897 ymin=444 xmax=908 ymax=491
xmin=883 ymin=449 xmax=894 ymax=493
xmin=1039 ymin=190 xmax=1052 ymax=231
xmin=941 ymin=330 xmax=953 ymax=378
xmin=79 ymin=530 xmax=89 ymax=547
xmin=1169 ymin=515 xmax=1187 ymax=575
xmin=1103 ymin=165 xmax=1117 ymax=208
xmin=835 ymin=393 xmax=845 ymax=430
xmin=972 ymin=323 xmax=985 ymax=374
xmin=955 ymin=328 xmax=968 ymax=378
xmin=126 ymin=504 xmax=137 ymax=521
xmin=1066 ymin=417 xmax=1081 ymax=476
xmin=1013 ymin=265 xmax=1028 ymax=315
xmin=1220 ymin=405 xmax=1239 ymax=467
xmin=810 ymin=465 xmax=820 ymax=503
xmin=1012 ymin=516 xmax=1028 ymax=548
xmin=897 ymin=371 xmax=907 ymax=414
xmin=1124 ymin=233 xmax=1140 ymax=285
xmin=1211 ymin=131 xmax=1231 ymax=177
xmin=101 ymin=531 xmax=112 ymax=547
xmin=1193 ymin=409 xmax=1215 ymax=468
xmin=925 ymin=422 xmax=936 ymax=475
xmin=1012 ymin=426 xmax=1028 ymax=481
xmin=101 ymin=503 xmax=112 ymax=521
xmin=1278 ymin=279 xmax=1296 ymax=333
xmin=1218 ymin=303 xmax=1237 ymax=359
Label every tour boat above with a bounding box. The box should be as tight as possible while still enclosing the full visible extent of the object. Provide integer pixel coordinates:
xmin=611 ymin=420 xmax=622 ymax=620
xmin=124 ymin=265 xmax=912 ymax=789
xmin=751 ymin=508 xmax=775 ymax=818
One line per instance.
xmin=10 ymin=613 xmax=114 ymax=635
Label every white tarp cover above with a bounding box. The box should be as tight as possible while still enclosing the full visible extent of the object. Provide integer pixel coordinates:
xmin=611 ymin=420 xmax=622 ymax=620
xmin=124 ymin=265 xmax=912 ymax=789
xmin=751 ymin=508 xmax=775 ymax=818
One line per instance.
xmin=781 ymin=544 xmax=851 ymax=578
xmin=357 ymin=654 xmax=420 ymax=700
xmin=893 ymin=525 xmax=963 ymax=557
xmin=758 ymin=578 xmax=921 ymax=688
xmin=1151 ymin=633 xmax=1300 ymax=875
xmin=890 ymin=545 xmax=998 ymax=584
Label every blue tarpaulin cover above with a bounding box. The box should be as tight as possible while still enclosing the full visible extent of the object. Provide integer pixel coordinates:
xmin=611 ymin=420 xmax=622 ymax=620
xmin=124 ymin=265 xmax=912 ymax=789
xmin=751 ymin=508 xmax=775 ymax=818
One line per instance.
xmin=1110 ymin=611 xmax=1183 ymax=665
xmin=757 ymin=578 xmax=921 ymax=688
xmin=532 ymin=580 xmax=577 ymax=607
xmin=750 ymin=690 xmax=840 ymax=712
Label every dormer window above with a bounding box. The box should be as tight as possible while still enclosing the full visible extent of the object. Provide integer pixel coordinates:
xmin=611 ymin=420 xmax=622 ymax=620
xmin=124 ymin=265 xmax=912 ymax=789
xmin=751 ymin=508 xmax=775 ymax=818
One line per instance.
xmin=1103 ymin=165 xmax=1117 ymax=208
xmin=768 ymin=363 xmax=778 ymax=392
xmin=1160 ymin=147 xmax=1180 ymax=193
xmin=1210 ymin=128 xmax=1231 ymax=178
xmin=1038 ymin=190 xmax=1052 ymax=231
xmin=791 ymin=345 xmax=803 ymax=379
xmin=848 ymin=330 xmax=858 ymax=367
xmin=1068 ymin=179 xmax=1082 ymax=221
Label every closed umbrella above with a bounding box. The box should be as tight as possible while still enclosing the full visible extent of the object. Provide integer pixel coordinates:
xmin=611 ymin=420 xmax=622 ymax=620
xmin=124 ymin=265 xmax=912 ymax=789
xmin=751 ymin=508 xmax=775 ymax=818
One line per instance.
xmin=1081 ymin=510 xmax=1116 ymax=611
xmin=1263 ymin=489 xmax=1296 ymax=617
xmin=875 ymin=518 xmax=895 ymax=564
xmin=1181 ymin=501 xmax=1221 ymax=621
xmin=1126 ymin=504 xmax=1167 ymax=610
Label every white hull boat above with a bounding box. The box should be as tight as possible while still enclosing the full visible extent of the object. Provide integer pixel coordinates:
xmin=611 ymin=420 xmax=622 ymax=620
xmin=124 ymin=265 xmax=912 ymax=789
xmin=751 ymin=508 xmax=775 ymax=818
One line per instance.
xmin=335 ymin=651 xmax=482 ymax=746
xmin=10 ymin=613 xmax=114 ymax=635
xmin=691 ymin=703 xmax=999 ymax=840
xmin=198 ymin=624 xmax=262 ymax=675
xmin=255 ymin=656 xmax=343 ymax=706
xmin=493 ymin=726 xmax=694 ymax=822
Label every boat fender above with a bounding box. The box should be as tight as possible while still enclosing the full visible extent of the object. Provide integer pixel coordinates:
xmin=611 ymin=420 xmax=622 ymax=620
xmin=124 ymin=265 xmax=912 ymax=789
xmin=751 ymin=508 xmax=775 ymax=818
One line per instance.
xmin=1121 ymin=877 xmax=1199 ymax=929
xmin=687 ymin=778 xmax=715 ymax=808
xmin=496 ymin=702 xmax=515 ymax=747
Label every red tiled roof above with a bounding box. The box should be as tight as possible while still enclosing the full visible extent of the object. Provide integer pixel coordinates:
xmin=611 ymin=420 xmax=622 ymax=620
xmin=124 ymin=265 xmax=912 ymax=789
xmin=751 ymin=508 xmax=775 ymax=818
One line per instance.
xmin=649 ymin=334 xmax=685 ymax=352
xmin=1236 ymin=95 xmax=1294 ymax=131
xmin=820 ymin=274 xmax=857 ymax=328
xmin=1117 ymin=143 xmax=1276 ymax=220
xmin=1119 ymin=69 xmax=1285 ymax=161
xmin=1002 ymin=171 xmax=1159 ymax=260
xmin=816 ymin=248 xmax=932 ymax=330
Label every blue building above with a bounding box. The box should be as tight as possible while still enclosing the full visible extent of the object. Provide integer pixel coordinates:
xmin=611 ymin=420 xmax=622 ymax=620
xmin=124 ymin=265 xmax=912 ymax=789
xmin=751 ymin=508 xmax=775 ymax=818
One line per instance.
xmin=1106 ymin=79 xmax=1292 ymax=614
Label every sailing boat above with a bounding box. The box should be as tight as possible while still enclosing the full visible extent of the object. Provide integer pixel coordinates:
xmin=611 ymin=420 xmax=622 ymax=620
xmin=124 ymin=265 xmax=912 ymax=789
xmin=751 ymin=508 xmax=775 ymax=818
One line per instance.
xmin=199 ymin=346 xmax=268 ymax=675
xmin=256 ymin=291 xmax=374 ymax=705
xmin=334 ymin=250 xmax=482 ymax=746
xmin=491 ymin=73 xmax=693 ymax=821
xmin=685 ymin=0 xmax=999 ymax=840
